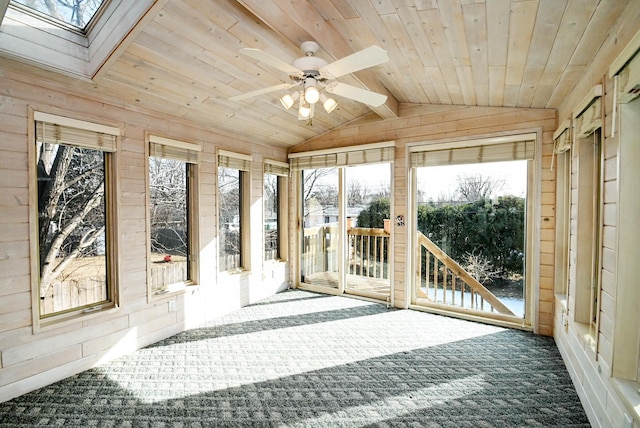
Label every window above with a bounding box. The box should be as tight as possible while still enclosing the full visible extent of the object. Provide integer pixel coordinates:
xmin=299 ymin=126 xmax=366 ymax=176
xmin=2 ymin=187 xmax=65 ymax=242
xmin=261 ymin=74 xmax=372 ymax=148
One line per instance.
xmin=572 ymin=131 xmax=602 ymax=329
xmin=609 ymin=37 xmax=640 ymax=416
xmin=33 ymin=112 xmax=119 ymax=319
xmin=409 ymin=135 xmax=535 ymax=324
xmin=570 ymin=90 xmax=603 ymax=339
xmin=1 ymin=1 xmax=153 ymax=79
xmin=11 ymin=0 xmax=107 ymax=29
xmin=264 ymin=160 xmax=288 ymax=262
xmin=291 ymin=142 xmax=395 ymax=294
xmin=553 ymin=122 xmax=571 ymax=302
xmin=611 ymin=68 xmax=640 ymax=382
xmin=148 ymin=135 xmax=199 ymax=295
xmin=218 ymin=151 xmax=251 ymax=272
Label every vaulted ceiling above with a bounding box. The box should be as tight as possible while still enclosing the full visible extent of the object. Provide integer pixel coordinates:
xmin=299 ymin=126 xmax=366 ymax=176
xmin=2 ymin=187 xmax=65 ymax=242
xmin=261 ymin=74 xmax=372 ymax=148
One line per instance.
xmin=0 ymin=0 xmax=633 ymax=148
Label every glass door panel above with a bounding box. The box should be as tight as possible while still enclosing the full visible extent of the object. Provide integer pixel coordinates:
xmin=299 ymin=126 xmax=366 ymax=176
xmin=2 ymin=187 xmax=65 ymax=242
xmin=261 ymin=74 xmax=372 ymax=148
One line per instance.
xmin=345 ymin=163 xmax=391 ymax=300
xmin=414 ymin=160 xmax=528 ymax=319
xmin=300 ymin=167 xmax=339 ymax=290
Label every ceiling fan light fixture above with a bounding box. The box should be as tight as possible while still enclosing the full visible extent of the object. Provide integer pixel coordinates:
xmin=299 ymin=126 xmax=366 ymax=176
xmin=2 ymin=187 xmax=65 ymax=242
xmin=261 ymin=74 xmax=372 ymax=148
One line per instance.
xmin=280 ymin=91 xmax=299 ymax=110
xmin=320 ymin=94 xmax=338 ymax=113
xmin=303 ymin=78 xmax=320 ymax=104
xmin=232 ymin=42 xmax=389 ymax=124
xmin=298 ymin=105 xmax=310 ymax=118
xmin=298 ymin=96 xmax=312 ymax=120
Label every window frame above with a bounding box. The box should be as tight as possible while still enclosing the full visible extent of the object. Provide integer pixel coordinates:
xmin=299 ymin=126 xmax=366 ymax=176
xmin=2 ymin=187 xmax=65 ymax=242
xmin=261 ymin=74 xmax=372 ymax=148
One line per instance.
xmin=29 ymin=109 xmax=121 ymax=331
xmin=10 ymin=0 xmax=107 ymax=31
xmin=264 ymin=159 xmax=289 ymax=263
xmin=218 ymin=150 xmax=251 ymax=273
xmin=146 ymin=134 xmax=200 ymax=299
xmin=290 ymin=142 xmax=396 ymax=295
xmin=612 ymin=73 xmax=640 ymax=382
xmin=553 ymin=121 xmax=572 ymax=315
xmin=0 ymin=0 xmax=156 ymax=79
xmin=407 ymin=132 xmax=538 ymax=329
xmin=570 ymin=88 xmax=604 ymax=348
xmin=609 ymin=35 xmax=640 ymax=421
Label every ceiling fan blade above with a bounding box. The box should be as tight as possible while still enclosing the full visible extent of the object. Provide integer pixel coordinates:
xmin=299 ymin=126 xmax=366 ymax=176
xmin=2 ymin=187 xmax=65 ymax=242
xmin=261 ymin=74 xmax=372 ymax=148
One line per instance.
xmin=229 ymin=83 xmax=296 ymax=101
xmin=325 ymin=82 xmax=387 ymax=107
xmin=240 ymin=48 xmax=303 ymax=76
xmin=319 ymin=45 xmax=388 ymax=79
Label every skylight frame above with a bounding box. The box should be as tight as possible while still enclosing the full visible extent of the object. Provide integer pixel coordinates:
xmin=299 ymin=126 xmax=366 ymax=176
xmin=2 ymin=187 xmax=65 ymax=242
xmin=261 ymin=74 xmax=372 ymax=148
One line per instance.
xmin=0 ymin=0 xmax=157 ymax=80
xmin=9 ymin=0 xmax=107 ymax=33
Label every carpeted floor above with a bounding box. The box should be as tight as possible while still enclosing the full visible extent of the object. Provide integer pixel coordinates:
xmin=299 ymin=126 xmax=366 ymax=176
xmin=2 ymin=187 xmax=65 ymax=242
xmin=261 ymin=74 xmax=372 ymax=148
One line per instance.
xmin=0 ymin=289 xmax=590 ymax=427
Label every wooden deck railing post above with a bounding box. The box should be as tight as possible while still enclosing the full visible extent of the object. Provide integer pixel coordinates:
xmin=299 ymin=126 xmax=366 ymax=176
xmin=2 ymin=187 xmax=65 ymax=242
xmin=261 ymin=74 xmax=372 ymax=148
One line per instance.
xmin=416 ymin=231 xmax=515 ymax=316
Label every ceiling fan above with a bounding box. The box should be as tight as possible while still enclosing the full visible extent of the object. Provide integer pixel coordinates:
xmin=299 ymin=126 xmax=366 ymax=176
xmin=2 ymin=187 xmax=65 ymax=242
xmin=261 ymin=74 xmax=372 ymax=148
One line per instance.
xmin=229 ymin=41 xmax=389 ymax=121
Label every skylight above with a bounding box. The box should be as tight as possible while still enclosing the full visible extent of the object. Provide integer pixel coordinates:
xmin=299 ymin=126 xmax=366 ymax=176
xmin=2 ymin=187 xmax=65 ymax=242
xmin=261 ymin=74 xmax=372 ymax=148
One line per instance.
xmin=11 ymin=0 xmax=106 ymax=30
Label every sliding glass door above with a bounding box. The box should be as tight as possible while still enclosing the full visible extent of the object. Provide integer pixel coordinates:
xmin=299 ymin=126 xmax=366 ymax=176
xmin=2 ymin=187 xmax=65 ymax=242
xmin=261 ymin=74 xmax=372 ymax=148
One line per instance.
xmin=300 ymin=167 xmax=339 ymax=290
xmin=410 ymin=136 xmax=535 ymax=326
xmin=293 ymin=143 xmax=395 ymax=301
xmin=345 ymin=163 xmax=391 ymax=300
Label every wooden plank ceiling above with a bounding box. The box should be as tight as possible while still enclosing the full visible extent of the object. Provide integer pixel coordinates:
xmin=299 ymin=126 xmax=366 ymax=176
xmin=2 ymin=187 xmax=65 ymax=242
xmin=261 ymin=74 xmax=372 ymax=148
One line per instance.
xmin=67 ymin=0 xmax=634 ymax=147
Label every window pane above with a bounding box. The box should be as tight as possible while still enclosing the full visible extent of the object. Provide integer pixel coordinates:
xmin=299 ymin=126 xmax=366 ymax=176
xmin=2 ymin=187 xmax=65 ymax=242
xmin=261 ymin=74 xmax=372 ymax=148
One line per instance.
xmin=264 ymin=173 xmax=279 ymax=261
xmin=300 ymin=167 xmax=339 ymax=287
xmin=37 ymin=143 xmax=108 ymax=316
xmin=149 ymin=157 xmax=189 ymax=292
xmin=415 ymin=160 xmax=527 ymax=318
xmin=219 ymin=167 xmax=241 ymax=271
xmin=11 ymin=0 xmax=106 ymax=29
xmin=346 ymin=163 xmax=391 ymax=299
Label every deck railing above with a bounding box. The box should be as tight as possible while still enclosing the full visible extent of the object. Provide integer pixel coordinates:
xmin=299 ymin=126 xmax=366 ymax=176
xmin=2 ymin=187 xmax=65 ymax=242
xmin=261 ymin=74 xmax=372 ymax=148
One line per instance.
xmin=416 ymin=232 xmax=515 ymax=316
xmin=347 ymin=227 xmax=390 ymax=279
xmin=301 ymin=225 xmax=390 ymax=281
xmin=301 ymin=224 xmax=340 ymax=279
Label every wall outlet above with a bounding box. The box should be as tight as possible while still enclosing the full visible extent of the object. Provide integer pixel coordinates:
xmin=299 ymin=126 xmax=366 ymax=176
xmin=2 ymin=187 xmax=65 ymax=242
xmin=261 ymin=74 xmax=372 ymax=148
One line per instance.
xmin=168 ymin=300 xmax=176 ymax=312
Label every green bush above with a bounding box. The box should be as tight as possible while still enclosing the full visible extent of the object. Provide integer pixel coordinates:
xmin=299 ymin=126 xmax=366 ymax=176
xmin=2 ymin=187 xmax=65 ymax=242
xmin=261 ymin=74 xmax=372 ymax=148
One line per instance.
xmin=357 ymin=196 xmax=525 ymax=277
xmin=356 ymin=198 xmax=389 ymax=228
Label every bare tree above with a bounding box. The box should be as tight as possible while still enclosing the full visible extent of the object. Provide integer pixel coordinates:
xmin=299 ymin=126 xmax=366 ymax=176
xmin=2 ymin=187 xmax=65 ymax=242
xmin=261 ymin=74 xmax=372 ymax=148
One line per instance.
xmin=302 ymin=168 xmax=336 ymax=203
xmin=301 ymin=168 xmax=338 ymax=225
xmin=347 ymin=179 xmax=368 ymax=206
xmin=37 ymin=143 xmax=105 ymax=297
xmin=149 ymin=157 xmax=187 ymax=257
xmin=218 ymin=167 xmax=241 ymax=269
xmin=20 ymin=0 xmax=103 ymax=27
xmin=463 ymin=251 xmax=499 ymax=284
xmin=456 ymin=173 xmax=504 ymax=202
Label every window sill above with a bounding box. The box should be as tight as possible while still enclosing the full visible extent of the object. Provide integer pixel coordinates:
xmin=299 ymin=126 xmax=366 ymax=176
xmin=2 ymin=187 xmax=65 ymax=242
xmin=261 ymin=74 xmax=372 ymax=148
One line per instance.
xmin=149 ymin=282 xmax=195 ymax=302
xmin=219 ymin=268 xmax=250 ymax=276
xmin=555 ymin=295 xmax=569 ymax=333
xmin=34 ymin=304 xmax=120 ymax=335
xmin=612 ymin=378 xmax=640 ymax=425
xmin=555 ymin=294 xmax=568 ymax=311
xmin=574 ymin=321 xmax=597 ymax=354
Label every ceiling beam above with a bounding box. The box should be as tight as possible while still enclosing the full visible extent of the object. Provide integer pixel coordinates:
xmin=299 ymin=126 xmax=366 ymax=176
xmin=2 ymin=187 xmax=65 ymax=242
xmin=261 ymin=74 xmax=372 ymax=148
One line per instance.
xmin=236 ymin=0 xmax=399 ymax=119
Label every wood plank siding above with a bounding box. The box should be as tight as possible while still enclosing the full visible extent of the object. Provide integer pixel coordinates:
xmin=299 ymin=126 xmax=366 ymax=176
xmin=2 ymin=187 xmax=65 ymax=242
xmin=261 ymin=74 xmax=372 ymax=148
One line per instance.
xmin=1 ymin=1 xmax=640 ymax=426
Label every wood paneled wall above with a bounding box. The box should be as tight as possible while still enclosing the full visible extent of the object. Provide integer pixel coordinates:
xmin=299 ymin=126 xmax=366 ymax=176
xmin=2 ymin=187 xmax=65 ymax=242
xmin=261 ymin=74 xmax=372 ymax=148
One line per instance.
xmin=0 ymin=60 xmax=289 ymax=403
xmin=292 ymin=103 xmax=557 ymax=336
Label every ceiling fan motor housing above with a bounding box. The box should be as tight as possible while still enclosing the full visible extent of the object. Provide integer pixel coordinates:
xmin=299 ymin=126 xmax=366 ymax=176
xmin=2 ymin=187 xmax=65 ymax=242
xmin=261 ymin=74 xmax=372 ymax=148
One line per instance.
xmin=291 ymin=56 xmax=328 ymax=81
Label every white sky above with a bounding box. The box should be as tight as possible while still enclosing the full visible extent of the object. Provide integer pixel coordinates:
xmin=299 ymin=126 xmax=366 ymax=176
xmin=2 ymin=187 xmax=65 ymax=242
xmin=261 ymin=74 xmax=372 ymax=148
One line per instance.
xmin=342 ymin=160 xmax=527 ymax=201
xmin=416 ymin=160 xmax=527 ymax=201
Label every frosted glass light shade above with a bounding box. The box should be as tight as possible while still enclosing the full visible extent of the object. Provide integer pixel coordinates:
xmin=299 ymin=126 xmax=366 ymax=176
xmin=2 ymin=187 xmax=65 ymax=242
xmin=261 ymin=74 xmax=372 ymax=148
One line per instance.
xmin=304 ymin=86 xmax=320 ymax=104
xmin=323 ymin=97 xmax=337 ymax=113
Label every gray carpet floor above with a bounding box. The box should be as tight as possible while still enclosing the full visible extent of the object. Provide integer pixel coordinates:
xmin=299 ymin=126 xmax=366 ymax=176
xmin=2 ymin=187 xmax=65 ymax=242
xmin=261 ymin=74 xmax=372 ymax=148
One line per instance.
xmin=0 ymin=289 xmax=590 ymax=427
